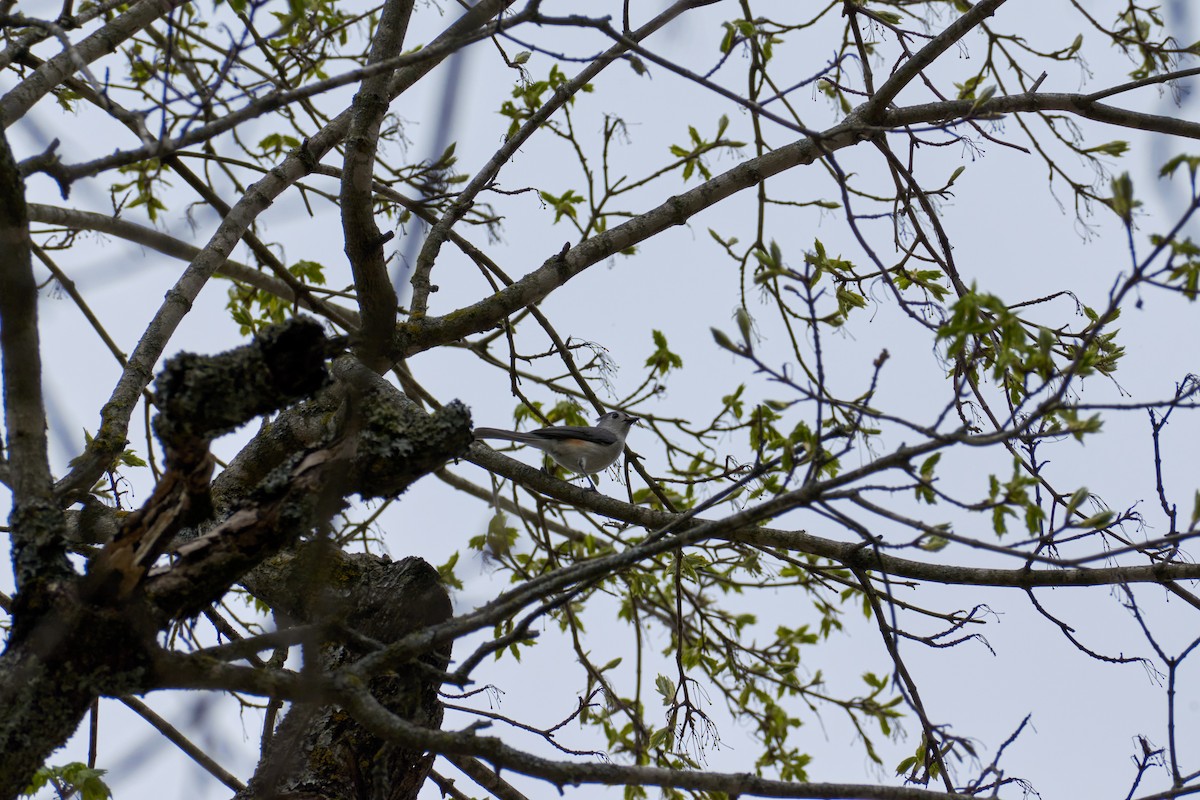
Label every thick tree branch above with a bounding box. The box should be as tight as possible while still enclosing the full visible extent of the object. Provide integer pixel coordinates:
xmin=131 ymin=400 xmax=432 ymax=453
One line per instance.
xmin=397 ymin=78 xmax=1200 ymax=359
xmin=145 ymin=397 xmax=471 ymax=619
xmin=0 ymin=120 xmax=69 ymax=591
xmin=0 ymin=323 xmax=469 ymax=798
xmin=84 ymin=319 xmax=331 ymax=605
xmin=340 ymin=0 xmax=414 ymax=367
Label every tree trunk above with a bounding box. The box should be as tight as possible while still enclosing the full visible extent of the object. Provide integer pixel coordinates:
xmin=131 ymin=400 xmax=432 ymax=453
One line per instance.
xmin=238 ymin=549 xmax=452 ymax=800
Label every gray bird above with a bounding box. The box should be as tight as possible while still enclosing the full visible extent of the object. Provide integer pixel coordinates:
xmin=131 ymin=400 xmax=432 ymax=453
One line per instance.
xmin=474 ymin=411 xmax=639 ymax=489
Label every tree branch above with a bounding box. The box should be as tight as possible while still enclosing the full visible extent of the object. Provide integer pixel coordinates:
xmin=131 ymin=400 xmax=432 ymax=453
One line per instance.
xmin=396 ymin=115 xmax=867 ymax=356
xmin=885 ymin=92 xmax=1200 ymax=140
xmin=339 ymin=0 xmax=415 ymax=367
xmin=22 ymin=4 xmax=533 ymax=188
xmin=863 ymin=0 xmax=1009 ymax=117
xmin=27 ymin=203 xmax=358 ymax=323
xmin=342 ymin=684 xmax=970 ymax=800
xmin=0 ymin=0 xmax=189 ymax=127
xmin=408 ymin=0 xmax=719 ymax=319
xmin=51 ymin=0 xmax=517 ymax=503
xmin=0 ymin=119 xmax=69 ymax=590
xmin=463 ymin=445 xmax=1200 ymax=590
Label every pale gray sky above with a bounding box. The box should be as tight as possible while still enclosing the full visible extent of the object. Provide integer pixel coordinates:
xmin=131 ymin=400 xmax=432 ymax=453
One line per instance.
xmin=5 ymin=2 xmax=1200 ymax=799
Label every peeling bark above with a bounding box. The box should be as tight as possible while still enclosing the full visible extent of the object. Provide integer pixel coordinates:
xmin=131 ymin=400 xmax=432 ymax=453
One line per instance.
xmin=0 ymin=319 xmax=471 ymax=800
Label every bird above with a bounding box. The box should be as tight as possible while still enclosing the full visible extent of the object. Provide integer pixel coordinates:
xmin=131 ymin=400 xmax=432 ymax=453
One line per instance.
xmin=473 ymin=411 xmax=639 ymax=490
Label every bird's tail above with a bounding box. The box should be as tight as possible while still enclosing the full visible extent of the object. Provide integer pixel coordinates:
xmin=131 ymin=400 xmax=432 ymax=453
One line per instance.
xmin=473 ymin=427 xmax=540 ymax=444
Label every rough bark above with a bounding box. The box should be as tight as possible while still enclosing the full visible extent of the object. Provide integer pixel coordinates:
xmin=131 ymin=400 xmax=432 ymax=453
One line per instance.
xmin=237 ymin=550 xmax=452 ymax=800
xmin=0 ymin=319 xmax=471 ymax=800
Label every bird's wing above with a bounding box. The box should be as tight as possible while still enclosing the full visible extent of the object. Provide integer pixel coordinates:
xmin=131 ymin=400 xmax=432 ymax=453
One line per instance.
xmin=530 ymin=425 xmax=619 ymax=445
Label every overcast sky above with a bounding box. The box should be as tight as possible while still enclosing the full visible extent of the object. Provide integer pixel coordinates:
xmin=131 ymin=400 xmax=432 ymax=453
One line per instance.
xmin=5 ymin=1 xmax=1200 ymax=798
